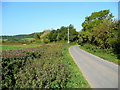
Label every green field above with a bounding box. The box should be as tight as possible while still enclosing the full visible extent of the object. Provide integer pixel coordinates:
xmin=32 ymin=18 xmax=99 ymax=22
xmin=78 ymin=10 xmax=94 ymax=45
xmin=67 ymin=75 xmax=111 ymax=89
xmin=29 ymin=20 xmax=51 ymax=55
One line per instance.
xmin=0 ymin=44 xmax=42 ymax=50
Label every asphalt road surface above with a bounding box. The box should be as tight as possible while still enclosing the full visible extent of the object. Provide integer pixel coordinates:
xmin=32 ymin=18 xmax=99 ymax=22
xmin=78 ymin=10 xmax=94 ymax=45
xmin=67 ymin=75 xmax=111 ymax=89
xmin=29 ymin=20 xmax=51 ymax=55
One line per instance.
xmin=69 ymin=45 xmax=119 ymax=88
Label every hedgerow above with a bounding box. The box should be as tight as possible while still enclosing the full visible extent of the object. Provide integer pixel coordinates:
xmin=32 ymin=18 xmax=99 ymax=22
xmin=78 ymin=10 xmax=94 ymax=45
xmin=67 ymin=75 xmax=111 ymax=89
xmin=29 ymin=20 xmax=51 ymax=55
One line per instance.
xmin=2 ymin=44 xmax=90 ymax=88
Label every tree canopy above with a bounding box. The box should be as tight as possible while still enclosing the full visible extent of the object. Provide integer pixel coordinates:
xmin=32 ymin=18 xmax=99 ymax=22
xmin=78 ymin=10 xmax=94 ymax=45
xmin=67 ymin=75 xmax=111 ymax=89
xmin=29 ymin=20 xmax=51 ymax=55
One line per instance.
xmin=78 ymin=10 xmax=120 ymax=59
xmin=33 ymin=24 xmax=78 ymax=43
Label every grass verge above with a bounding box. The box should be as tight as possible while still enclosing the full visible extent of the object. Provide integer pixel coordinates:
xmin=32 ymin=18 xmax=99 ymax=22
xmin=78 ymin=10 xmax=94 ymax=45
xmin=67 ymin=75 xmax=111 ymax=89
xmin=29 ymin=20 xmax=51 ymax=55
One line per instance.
xmin=79 ymin=45 xmax=119 ymax=65
xmin=62 ymin=44 xmax=90 ymax=88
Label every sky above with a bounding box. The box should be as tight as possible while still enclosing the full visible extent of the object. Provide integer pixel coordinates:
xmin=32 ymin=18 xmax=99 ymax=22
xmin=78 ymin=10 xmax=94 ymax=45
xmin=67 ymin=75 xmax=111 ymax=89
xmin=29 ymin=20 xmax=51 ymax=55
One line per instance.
xmin=1 ymin=0 xmax=120 ymax=2
xmin=2 ymin=2 xmax=118 ymax=35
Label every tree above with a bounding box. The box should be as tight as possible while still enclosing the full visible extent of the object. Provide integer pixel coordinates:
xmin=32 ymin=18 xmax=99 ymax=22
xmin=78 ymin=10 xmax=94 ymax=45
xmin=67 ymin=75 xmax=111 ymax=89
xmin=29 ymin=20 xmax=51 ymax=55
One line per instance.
xmin=55 ymin=24 xmax=78 ymax=42
xmin=112 ymin=20 xmax=120 ymax=59
xmin=91 ymin=19 xmax=113 ymax=48
xmin=68 ymin=24 xmax=78 ymax=42
xmin=40 ymin=30 xmax=51 ymax=43
xmin=48 ymin=30 xmax=58 ymax=42
xmin=34 ymin=33 xmax=41 ymax=40
xmin=59 ymin=26 xmax=68 ymax=41
xmin=79 ymin=10 xmax=114 ymax=44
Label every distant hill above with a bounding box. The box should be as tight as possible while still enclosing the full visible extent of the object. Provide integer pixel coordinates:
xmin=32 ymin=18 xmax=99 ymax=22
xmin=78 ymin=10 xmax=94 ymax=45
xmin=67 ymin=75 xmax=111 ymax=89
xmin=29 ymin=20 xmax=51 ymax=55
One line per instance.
xmin=0 ymin=33 xmax=34 ymax=41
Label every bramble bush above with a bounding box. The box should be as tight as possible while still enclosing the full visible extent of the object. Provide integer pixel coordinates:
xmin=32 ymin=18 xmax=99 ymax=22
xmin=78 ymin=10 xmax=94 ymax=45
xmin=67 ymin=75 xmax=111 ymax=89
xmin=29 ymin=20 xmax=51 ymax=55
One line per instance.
xmin=2 ymin=43 xmax=90 ymax=88
xmin=1 ymin=44 xmax=67 ymax=88
xmin=2 ymin=47 xmax=44 ymax=88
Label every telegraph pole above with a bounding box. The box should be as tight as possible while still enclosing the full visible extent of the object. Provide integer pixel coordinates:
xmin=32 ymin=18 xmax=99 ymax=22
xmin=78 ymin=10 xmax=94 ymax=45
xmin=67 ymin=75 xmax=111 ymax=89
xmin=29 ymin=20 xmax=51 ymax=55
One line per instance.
xmin=68 ymin=26 xmax=69 ymax=43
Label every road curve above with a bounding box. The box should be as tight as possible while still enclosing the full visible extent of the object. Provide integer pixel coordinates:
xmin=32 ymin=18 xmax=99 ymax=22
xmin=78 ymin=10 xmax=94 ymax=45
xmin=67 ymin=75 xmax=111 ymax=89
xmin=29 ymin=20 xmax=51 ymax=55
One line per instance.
xmin=69 ymin=45 xmax=119 ymax=88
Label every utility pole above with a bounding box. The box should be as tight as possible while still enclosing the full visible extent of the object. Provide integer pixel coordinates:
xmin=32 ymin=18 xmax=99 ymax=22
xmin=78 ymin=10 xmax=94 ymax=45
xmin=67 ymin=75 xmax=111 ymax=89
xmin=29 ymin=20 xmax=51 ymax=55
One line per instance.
xmin=68 ymin=26 xmax=69 ymax=43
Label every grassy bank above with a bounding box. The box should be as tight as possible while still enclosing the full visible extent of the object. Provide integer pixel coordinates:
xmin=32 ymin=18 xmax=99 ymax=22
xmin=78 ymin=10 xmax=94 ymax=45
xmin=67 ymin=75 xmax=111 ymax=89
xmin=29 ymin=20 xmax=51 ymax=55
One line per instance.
xmin=2 ymin=43 xmax=90 ymax=88
xmin=62 ymin=44 xmax=90 ymax=88
xmin=79 ymin=44 xmax=119 ymax=65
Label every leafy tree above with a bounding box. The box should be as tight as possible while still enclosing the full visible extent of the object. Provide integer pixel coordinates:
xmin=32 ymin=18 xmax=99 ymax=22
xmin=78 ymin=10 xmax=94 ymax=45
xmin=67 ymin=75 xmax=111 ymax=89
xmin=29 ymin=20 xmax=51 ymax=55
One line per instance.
xmin=58 ymin=26 xmax=68 ymax=41
xmin=48 ymin=30 xmax=58 ymax=42
xmin=79 ymin=10 xmax=114 ymax=44
xmin=56 ymin=32 xmax=61 ymax=41
xmin=34 ymin=33 xmax=41 ymax=40
xmin=40 ymin=30 xmax=51 ymax=43
xmin=112 ymin=20 xmax=120 ymax=59
xmin=68 ymin=24 xmax=78 ymax=42
xmin=91 ymin=19 xmax=113 ymax=48
xmin=78 ymin=9 xmax=120 ymax=59
xmin=56 ymin=24 xmax=78 ymax=42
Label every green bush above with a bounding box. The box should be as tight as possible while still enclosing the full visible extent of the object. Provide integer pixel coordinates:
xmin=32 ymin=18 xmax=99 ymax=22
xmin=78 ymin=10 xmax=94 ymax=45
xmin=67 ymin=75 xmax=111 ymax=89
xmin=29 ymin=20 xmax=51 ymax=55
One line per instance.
xmin=2 ymin=44 xmax=90 ymax=88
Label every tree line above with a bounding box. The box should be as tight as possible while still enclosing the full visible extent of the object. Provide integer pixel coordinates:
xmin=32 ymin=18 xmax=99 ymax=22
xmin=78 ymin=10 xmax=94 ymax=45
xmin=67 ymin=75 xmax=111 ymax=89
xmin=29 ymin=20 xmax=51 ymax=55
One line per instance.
xmin=34 ymin=10 xmax=120 ymax=59
xmin=1 ymin=34 xmax=34 ymax=41
xmin=2 ymin=9 xmax=120 ymax=59
xmin=34 ymin=24 xmax=78 ymax=43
